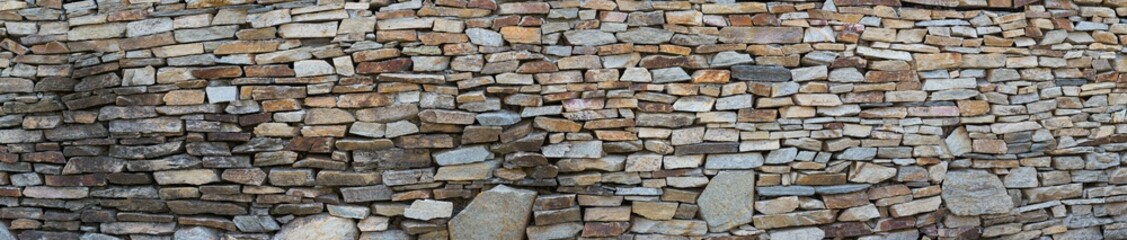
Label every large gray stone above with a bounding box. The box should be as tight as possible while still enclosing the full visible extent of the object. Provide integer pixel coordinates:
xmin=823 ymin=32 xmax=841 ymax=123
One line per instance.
xmin=542 ymin=141 xmax=604 ymax=158
xmin=272 ymin=214 xmax=358 ymax=240
xmin=564 ymin=30 xmax=617 ymax=46
xmin=433 ymin=145 xmax=492 ymax=166
xmin=616 ymin=27 xmax=674 ymax=44
xmin=942 ymin=170 xmax=1014 ymax=216
xmin=697 ymin=170 xmax=755 ymax=232
xmin=449 ymin=185 xmax=537 ymax=239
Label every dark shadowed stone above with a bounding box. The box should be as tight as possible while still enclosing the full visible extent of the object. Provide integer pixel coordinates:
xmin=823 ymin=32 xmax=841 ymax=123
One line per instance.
xmin=341 ymin=185 xmax=393 ymax=202
xmin=675 ymin=143 xmax=739 ymax=155
xmin=110 ymin=141 xmax=183 ymax=159
xmin=62 ymin=157 xmax=126 ymax=174
xmin=719 ymin=27 xmax=803 ymax=44
xmin=450 ymin=185 xmax=537 ymax=239
xmin=732 ymin=65 xmax=791 ymax=82
xmin=44 ymin=124 xmax=109 ymax=141
xmin=353 ymin=148 xmax=431 ymax=170
xmin=167 ymin=201 xmax=247 ymax=215
xmin=109 ymin=117 xmax=183 ymax=133
xmin=815 ymin=184 xmax=872 ymax=194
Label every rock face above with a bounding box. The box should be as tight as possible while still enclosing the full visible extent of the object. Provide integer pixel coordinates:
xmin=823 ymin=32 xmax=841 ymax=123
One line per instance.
xmin=942 ymin=170 xmax=1014 ymax=216
xmin=697 ymin=170 xmax=755 ymax=232
xmin=272 ymin=214 xmax=357 ymax=240
xmin=449 ymin=185 xmax=537 ymax=239
xmin=1 ymin=0 xmax=1124 ymax=239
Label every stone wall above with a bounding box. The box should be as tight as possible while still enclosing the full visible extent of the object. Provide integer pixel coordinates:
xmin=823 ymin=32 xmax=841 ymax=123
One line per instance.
xmin=0 ymin=0 xmax=1126 ymax=239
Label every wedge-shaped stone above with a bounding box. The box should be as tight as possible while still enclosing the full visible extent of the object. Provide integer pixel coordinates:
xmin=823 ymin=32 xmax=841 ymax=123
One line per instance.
xmin=543 ymin=141 xmax=604 ymax=159
xmin=273 ymin=214 xmax=358 ymax=240
xmin=751 ymin=210 xmax=834 ymax=229
xmin=449 ymin=185 xmax=537 ymax=239
xmin=433 ymin=145 xmax=492 ymax=166
xmin=698 ymin=170 xmax=755 ymax=232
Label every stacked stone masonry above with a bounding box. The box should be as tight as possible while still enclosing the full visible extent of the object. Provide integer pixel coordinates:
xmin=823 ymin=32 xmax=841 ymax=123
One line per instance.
xmin=2 ymin=0 xmax=1127 ymax=239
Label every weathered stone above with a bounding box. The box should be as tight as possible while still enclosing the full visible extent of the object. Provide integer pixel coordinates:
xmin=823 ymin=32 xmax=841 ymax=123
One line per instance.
xmin=449 ymin=185 xmax=537 ymax=239
xmin=720 ymin=27 xmax=803 ymax=44
xmin=942 ymin=170 xmax=1013 ymax=216
xmin=698 ymin=170 xmax=755 ymax=232
xmin=404 ymin=200 xmax=453 ymax=220
xmin=732 ymin=65 xmax=791 ymax=82
xmin=616 ymin=27 xmax=674 ymax=44
xmin=272 ymin=214 xmax=358 ymax=240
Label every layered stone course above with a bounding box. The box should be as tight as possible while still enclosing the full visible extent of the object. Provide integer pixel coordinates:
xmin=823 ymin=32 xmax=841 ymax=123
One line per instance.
xmin=0 ymin=0 xmax=1126 ymax=239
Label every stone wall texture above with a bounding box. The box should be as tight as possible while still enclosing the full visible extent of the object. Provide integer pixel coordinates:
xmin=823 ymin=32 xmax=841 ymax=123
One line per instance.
xmin=1 ymin=0 xmax=1127 ymax=239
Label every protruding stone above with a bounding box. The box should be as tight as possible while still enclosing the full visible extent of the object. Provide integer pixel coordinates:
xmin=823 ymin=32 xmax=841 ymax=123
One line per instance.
xmin=698 ymin=170 xmax=755 ymax=232
xmin=942 ymin=170 xmax=1013 ymax=216
xmin=449 ymin=185 xmax=537 ymax=239
xmin=272 ymin=214 xmax=358 ymax=240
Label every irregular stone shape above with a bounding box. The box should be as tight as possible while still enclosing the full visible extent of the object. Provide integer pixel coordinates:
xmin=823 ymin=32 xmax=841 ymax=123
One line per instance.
xmin=475 ymin=111 xmax=521 ymax=126
xmin=0 ymin=222 xmax=14 ymax=240
xmin=272 ymin=214 xmax=357 ymax=240
xmin=0 ymin=78 xmax=33 ymax=93
xmin=945 ymin=127 xmax=972 ymax=157
xmin=704 ymin=152 xmax=763 ymax=169
xmin=698 ymin=170 xmax=755 ymax=232
xmin=889 ymin=196 xmax=942 ymax=217
xmin=616 ymin=27 xmax=674 ymax=44
xmin=294 ymin=60 xmax=334 ymax=77
xmin=942 ymin=170 xmax=1013 ymax=216
xmin=848 ymin=162 xmax=896 ymax=184
xmin=434 ymin=160 xmax=498 ymax=181
xmin=542 ymin=141 xmax=604 ymax=159
xmin=432 ymin=145 xmax=492 ymax=166
xmin=466 ymin=28 xmax=503 ymax=46
xmin=341 ymin=185 xmax=394 ymax=202
xmin=1004 ymin=167 xmax=1038 ymax=188
xmin=109 ymin=117 xmax=183 ymax=133
xmin=449 ymin=185 xmax=537 ymax=239
xmin=564 ymin=30 xmax=617 ymax=46
xmin=404 ymin=200 xmax=453 ymax=220
xmin=102 ymin=222 xmax=176 ymax=235
xmin=751 ymin=210 xmax=835 ymax=229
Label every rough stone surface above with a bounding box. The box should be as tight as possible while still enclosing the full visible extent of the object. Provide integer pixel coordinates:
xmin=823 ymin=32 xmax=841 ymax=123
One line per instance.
xmin=697 ymin=171 xmax=755 ymax=232
xmin=272 ymin=214 xmax=357 ymax=240
xmin=449 ymin=185 xmax=536 ymax=239
xmin=942 ymin=170 xmax=1014 ymax=216
xmin=1 ymin=0 xmax=1123 ymax=239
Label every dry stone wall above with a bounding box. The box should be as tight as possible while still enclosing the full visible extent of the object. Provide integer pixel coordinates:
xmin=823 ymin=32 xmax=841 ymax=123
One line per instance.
xmin=0 ymin=0 xmax=1126 ymax=239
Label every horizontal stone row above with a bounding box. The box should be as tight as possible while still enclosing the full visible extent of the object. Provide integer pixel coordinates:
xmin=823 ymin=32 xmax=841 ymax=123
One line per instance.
xmin=1 ymin=0 xmax=1127 ymax=239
